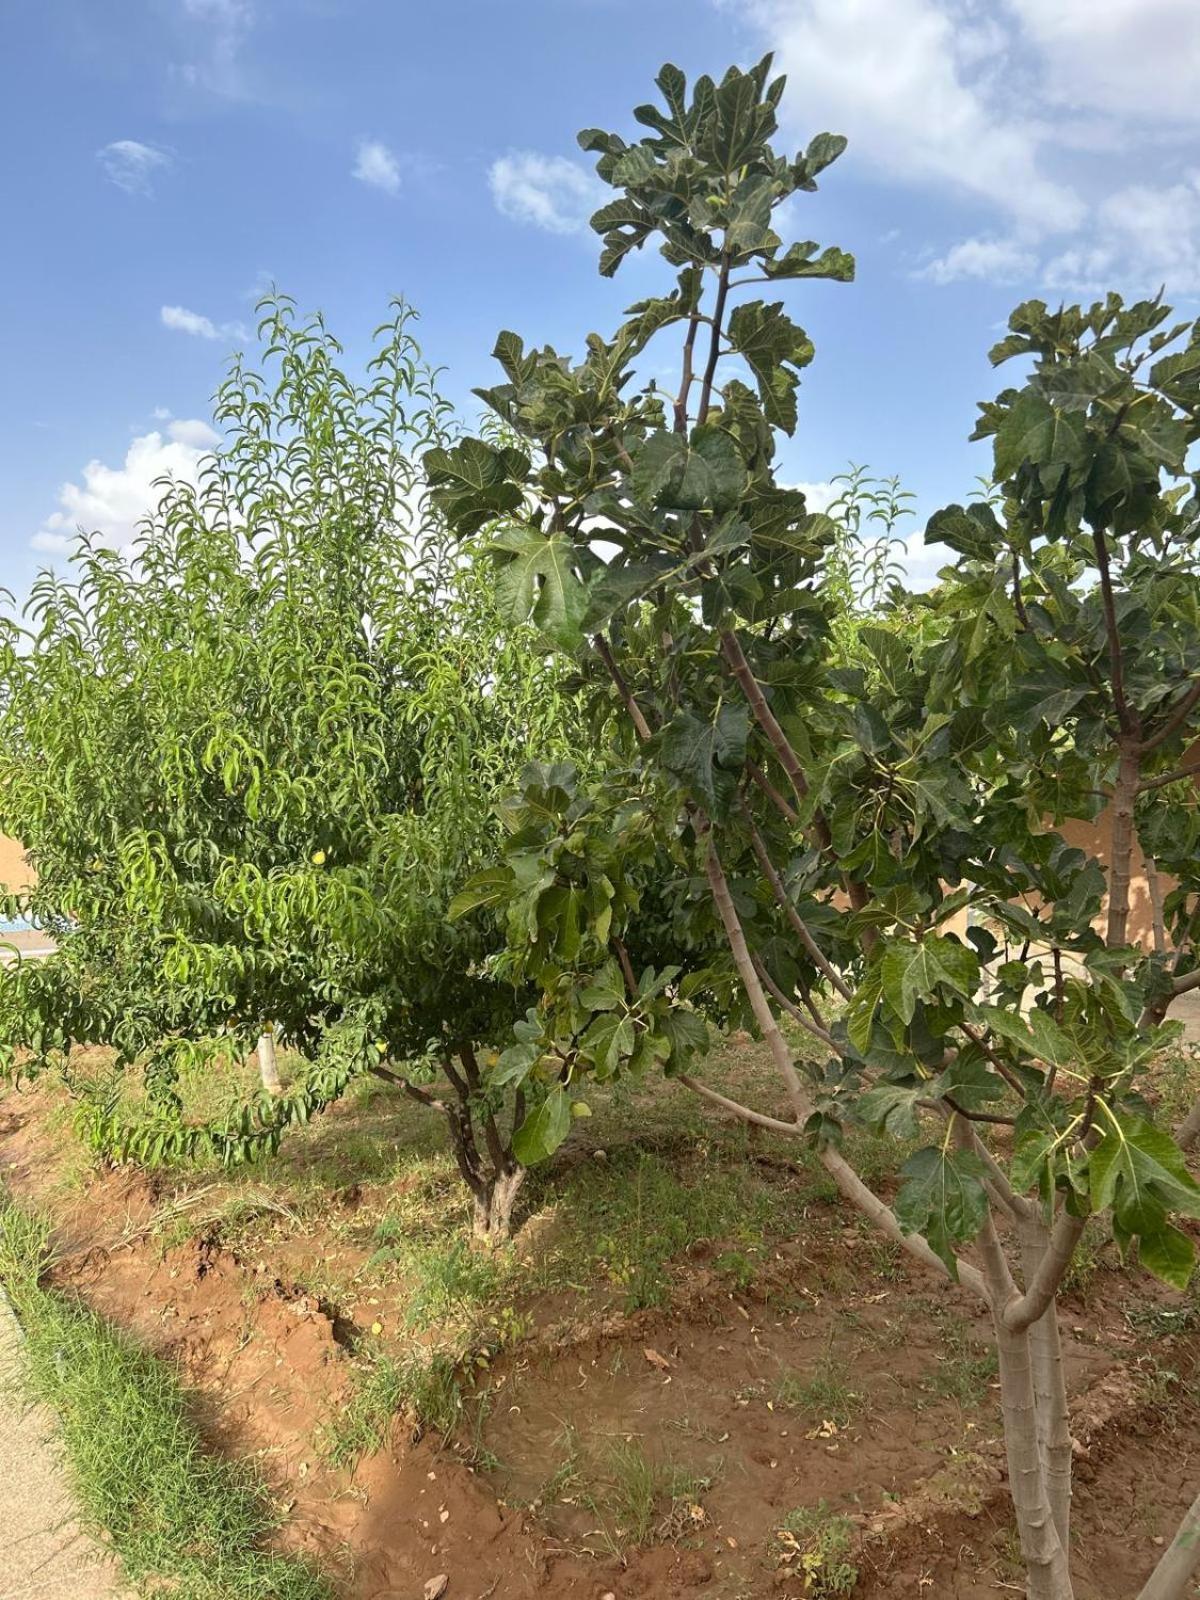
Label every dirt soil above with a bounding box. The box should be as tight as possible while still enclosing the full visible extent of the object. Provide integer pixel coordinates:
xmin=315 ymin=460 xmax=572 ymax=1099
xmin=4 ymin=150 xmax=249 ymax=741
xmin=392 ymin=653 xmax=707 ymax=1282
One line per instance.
xmin=3 ymin=1082 xmax=1200 ymax=1600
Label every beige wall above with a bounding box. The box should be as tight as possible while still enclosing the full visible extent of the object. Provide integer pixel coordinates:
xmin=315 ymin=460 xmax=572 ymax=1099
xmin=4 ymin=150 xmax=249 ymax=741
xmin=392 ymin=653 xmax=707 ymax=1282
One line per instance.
xmin=0 ymin=834 xmax=33 ymax=893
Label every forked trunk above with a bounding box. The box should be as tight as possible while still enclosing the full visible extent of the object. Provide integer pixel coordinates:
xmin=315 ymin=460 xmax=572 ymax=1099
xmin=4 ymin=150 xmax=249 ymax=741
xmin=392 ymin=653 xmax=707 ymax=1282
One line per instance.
xmin=257 ymin=1028 xmax=283 ymax=1096
xmin=471 ymin=1164 xmax=525 ymax=1245
xmin=994 ymin=1315 xmax=1075 ymax=1600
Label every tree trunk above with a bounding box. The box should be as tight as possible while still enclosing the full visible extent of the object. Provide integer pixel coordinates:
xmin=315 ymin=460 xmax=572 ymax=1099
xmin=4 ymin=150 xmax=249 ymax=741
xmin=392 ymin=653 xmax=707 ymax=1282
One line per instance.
xmin=1175 ymin=1095 xmax=1200 ymax=1153
xmin=993 ymin=1314 xmax=1075 ymax=1599
xmin=980 ymin=1213 xmax=1074 ymax=1600
xmin=471 ymin=1164 xmax=525 ymax=1245
xmin=1144 ymin=851 xmax=1168 ymax=955
xmin=1107 ymin=743 xmax=1142 ymax=948
xmin=1138 ymin=1488 xmax=1200 ymax=1600
xmin=257 ymin=1028 xmax=282 ymax=1096
xmin=1019 ymin=1219 xmax=1073 ymax=1551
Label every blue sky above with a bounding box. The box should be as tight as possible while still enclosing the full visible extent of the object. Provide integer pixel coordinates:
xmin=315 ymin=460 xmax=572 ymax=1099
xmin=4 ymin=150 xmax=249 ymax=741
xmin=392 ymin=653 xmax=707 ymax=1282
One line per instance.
xmin=4 ymin=0 xmax=1200 ymax=600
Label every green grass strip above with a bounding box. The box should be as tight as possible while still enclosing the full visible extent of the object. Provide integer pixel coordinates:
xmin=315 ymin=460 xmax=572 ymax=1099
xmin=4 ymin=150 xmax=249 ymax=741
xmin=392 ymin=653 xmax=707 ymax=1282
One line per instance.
xmin=0 ymin=1194 xmax=332 ymax=1600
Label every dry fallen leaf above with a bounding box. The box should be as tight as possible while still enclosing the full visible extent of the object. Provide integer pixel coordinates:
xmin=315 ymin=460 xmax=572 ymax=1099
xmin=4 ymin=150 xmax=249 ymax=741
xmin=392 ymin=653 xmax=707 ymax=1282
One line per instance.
xmin=643 ymin=1346 xmax=671 ymax=1372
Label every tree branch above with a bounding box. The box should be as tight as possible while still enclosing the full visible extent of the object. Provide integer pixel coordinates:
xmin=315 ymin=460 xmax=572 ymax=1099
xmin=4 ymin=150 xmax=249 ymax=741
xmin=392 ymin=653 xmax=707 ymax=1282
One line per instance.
xmin=751 ymin=952 xmax=834 ymax=1049
xmin=743 ymin=808 xmax=853 ymax=1001
xmin=369 ymin=1063 xmax=448 ymax=1113
xmin=745 ymin=757 xmax=799 ymax=825
xmin=1139 ymin=759 xmax=1200 ymax=794
xmin=677 ymin=1073 xmax=802 ymax=1134
xmin=674 ymin=312 xmax=701 ymax=434
xmin=1136 ymin=1485 xmax=1200 ymax=1600
xmin=1140 ymin=679 xmax=1200 ymax=754
xmin=695 ymin=255 xmax=731 ymax=426
xmin=594 ymin=633 xmax=653 ymax=742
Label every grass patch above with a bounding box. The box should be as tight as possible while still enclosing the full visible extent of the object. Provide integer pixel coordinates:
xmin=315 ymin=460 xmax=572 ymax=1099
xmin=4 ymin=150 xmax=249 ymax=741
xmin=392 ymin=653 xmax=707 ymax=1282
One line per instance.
xmin=546 ymin=1146 xmax=791 ymax=1312
xmin=920 ymin=1316 xmax=998 ymax=1407
xmin=0 ymin=1195 xmax=332 ymax=1600
xmin=530 ymin=1427 xmax=713 ymax=1555
xmin=319 ymin=1346 xmax=464 ymax=1467
xmin=774 ymin=1333 xmax=863 ymax=1427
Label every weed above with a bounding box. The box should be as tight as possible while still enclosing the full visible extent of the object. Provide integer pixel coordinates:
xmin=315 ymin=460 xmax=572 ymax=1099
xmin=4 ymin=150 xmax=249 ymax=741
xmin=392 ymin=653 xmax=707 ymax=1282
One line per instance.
xmin=560 ymin=1148 xmax=787 ymax=1312
xmin=713 ymin=1248 xmax=758 ymax=1291
xmin=319 ymin=1347 xmax=463 ymax=1467
xmin=0 ymin=1194 xmax=331 ymax=1600
xmin=399 ymin=1237 xmax=502 ymax=1329
xmin=776 ymin=1502 xmax=859 ymax=1597
xmin=774 ymin=1334 xmax=863 ymax=1427
xmin=1125 ymin=1293 xmax=1200 ymax=1340
xmin=582 ymin=1438 xmax=712 ymax=1554
xmin=921 ymin=1317 xmax=998 ymax=1407
xmin=1062 ymin=1218 xmax=1111 ymax=1298
xmin=531 ymin=1422 xmax=585 ymax=1508
xmin=1133 ymin=1355 xmax=1180 ymax=1409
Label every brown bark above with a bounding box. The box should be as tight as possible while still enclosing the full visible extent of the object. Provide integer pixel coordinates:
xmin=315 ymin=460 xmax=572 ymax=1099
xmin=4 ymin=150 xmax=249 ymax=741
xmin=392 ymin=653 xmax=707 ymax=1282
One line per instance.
xmin=1143 ymin=848 xmax=1168 ymax=954
xmin=471 ymin=1164 xmax=525 ymax=1245
xmin=1106 ymin=742 xmax=1142 ymax=948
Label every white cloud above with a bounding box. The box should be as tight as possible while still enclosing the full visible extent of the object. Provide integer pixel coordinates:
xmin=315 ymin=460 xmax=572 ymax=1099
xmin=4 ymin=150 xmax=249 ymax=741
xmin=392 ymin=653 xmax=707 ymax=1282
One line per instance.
xmin=177 ymin=0 xmax=255 ymax=97
xmin=160 ymin=304 xmax=248 ymax=342
xmin=489 ymin=152 xmax=601 ymax=235
xmin=1042 ymin=173 xmax=1200 ymax=295
xmin=97 ymin=140 xmax=173 ymax=197
xmin=1006 ymin=0 xmax=1200 ymax=125
xmin=33 ymin=420 xmax=220 ymax=555
xmin=919 ymin=236 xmax=1037 ymax=285
xmin=161 ymin=305 xmax=219 ymax=339
xmin=353 ymin=140 xmax=402 ymax=195
xmin=737 ymin=0 xmax=1200 ymax=295
xmin=744 ymin=0 xmax=1082 ymax=231
xmin=793 ymin=480 xmax=838 ymax=514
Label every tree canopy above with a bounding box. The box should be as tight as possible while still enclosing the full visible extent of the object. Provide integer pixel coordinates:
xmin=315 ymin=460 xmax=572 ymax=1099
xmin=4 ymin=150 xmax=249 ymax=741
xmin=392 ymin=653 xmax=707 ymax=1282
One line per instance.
xmin=0 ymin=298 xmax=585 ymax=1235
xmin=428 ymin=56 xmax=1200 ymax=1600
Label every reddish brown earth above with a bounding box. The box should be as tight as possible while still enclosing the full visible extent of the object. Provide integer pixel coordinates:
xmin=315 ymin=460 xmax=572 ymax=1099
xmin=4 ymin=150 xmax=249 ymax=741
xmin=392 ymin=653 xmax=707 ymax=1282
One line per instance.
xmin=3 ymin=1083 xmax=1199 ymax=1600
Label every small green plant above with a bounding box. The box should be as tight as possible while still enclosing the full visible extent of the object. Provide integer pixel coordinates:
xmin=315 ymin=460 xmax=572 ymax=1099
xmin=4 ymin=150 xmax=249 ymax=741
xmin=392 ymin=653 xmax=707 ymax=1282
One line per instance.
xmin=569 ymin=1149 xmax=782 ymax=1311
xmin=319 ymin=1352 xmax=409 ymax=1467
xmin=713 ymin=1247 xmax=757 ymax=1291
xmin=531 ymin=1422 xmax=585 ymax=1509
xmin=776 ymin=1502 xmax=859 ymax=1597
xmin=399 ymin=1236 xmax=503 ymax=1329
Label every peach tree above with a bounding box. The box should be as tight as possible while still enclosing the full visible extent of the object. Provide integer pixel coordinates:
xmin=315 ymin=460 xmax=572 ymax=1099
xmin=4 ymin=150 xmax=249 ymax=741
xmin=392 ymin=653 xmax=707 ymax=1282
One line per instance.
xmin=428 ymin=58 xmax=1200 ymax=1597
xmin=0 ymin=297 xmax=589 ymax=1240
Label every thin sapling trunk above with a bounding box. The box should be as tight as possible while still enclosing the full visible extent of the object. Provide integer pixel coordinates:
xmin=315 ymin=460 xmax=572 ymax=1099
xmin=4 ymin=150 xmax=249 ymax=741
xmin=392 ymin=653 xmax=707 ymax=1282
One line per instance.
xmin=257 ymin=1027 xmax=283 ymax=1096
